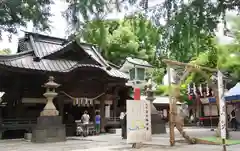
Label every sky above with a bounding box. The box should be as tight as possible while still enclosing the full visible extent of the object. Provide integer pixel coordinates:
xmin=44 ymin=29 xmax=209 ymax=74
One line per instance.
xmin=0 ymin=0 xmax=234 ymax=54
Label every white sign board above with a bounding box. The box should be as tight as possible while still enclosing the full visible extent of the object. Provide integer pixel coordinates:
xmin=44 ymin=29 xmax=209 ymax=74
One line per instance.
xmin=127 ymin=99 xmax=152 ymax=144
xmin=218 ymin=71 xmax=226 ymax=139
xmin=105 ymin=105 xmax=110 ymax=118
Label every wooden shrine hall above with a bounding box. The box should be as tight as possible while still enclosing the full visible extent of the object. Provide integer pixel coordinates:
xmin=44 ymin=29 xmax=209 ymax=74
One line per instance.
xmin=0 ymin=32 xmax=130 ymax=139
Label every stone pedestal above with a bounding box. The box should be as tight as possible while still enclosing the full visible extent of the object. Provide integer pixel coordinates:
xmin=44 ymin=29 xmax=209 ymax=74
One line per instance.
xmin=151 ymin=103 xmax=166 ymax=134
xmin=146 ymin=86 xmax=166 ymax=134
xmin=31 ymin=116 xmax=66 ymax=143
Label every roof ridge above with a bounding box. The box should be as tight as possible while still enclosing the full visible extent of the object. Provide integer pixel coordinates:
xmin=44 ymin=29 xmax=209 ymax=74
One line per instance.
xmin=23 ymin=31 xmax=68 ymax=41
xmin=91 ymin=46 xmax=109 ymax=67
xmin=29 ymin=35 xmax=43 ymax=58
xmin=107 ymin=61 xmax=120 ymax=69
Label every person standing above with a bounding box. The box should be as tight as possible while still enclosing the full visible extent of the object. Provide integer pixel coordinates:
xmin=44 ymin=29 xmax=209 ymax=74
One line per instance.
xmin=81 ymin=110 xmax=90 ymax=136
xmin=120 ymin=110 xmax=126 ymax=139
xmin=123 ymin=111 xmax=127 ymax=139
xmin=95 ymin=111 xmax=101 ymax=134
xmin=230 ymin=109 xmax=237 ymax=131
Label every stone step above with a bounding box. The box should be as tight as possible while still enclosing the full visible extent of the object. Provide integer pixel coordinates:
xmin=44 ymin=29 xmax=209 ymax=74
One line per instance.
xmin=107 ymin=128 xmax=116 ymax=134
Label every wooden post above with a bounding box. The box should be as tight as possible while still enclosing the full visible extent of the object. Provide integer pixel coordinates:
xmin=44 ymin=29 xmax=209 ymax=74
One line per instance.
xmin=217 ymin=71 xmax=227 ymax=151
xmin=167 ymin=65 xmax=175 ymax=146
xmin=57 ymin=97 xmax=64 ymax=121
xmin=100 ymin=96 xmax=106 ymax=133
xmin=93 ymin=100 xmax=96 ymax=125
xmin=113 ymin=87 xmax=119 ymax=121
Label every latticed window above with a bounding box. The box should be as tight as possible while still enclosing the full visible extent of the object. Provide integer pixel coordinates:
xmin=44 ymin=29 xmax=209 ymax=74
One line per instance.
xmin=129 ymin=67 xmax=145 ymax=80
xmin=18 ymin=39 xmax=28 ymax=52
xmin=136 ymin=68 xmax=145 ymax=80
xmin=129 ymin=68 xmax=135 ymax=80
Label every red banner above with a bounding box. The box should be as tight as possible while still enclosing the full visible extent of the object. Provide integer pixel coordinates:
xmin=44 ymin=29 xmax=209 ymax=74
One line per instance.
xmin=134 ymin=88 xmax=141 ymax=100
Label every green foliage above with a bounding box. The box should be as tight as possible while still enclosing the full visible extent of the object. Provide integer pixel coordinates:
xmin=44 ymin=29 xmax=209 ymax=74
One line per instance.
xmin=64 ymin=0 xmax=240 ymax=63
xmin=155 ymin=84 xmax=190 ymax=104
xmin=151 ymin=68 xmax=165 ymax=84
xmin=0 ymin=48 xmax=11 ymax=55
xmin=0 ymin=0 xmax=53 ymax=35
xmin=155 ymin=85 xmax=169 ymax=96
xmin=65 ymin=0 xmax=240 ymax=86
xmin=76 ymin=14 xmax=162 ymax=66
xmin=184 ymin=43 xmax=240 ymax=85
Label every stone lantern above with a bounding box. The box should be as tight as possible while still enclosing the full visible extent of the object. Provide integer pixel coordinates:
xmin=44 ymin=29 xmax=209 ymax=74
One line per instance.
xmin=32 ymin=76 xmax=66 ymax=143
xmin=119 ymin=57 xmax=153 ymax=88
xmin=40 ymin=76 xmax=60 ymax=116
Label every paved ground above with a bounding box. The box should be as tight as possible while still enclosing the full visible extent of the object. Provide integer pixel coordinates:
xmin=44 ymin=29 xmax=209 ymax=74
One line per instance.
xmin=0 ymin=127 xmax=239 ymax=151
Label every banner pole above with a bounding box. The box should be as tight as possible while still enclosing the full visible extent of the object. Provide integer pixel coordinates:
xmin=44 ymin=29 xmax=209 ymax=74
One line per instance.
xmin=217 ymin=70 xmax=227 ymax=151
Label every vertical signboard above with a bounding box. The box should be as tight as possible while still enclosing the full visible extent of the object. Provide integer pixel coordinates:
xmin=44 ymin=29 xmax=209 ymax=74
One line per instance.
xmin=127 ymin=100 xmax=152 ymax=144
xmin=105 ymin=105 xmax=110 ymax=118
xmin=217 ymin=71 xmax=226 ymax=139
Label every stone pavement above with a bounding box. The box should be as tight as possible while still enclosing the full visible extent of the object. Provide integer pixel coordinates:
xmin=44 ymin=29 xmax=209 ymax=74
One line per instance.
xmin=0 ymin=127 xmax=240 ymax=151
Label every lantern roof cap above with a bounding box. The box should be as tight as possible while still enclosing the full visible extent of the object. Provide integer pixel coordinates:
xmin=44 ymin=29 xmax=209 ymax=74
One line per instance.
xmin=43 ymin=76 xmax=60 ymax=88
xmin=119 ymin=57 xmax=153 ymax=72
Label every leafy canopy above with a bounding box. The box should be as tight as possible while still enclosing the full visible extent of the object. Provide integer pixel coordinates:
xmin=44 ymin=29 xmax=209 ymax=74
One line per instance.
xmin=0 ymin=0 xmax=53 ymax=37
xmin=64 ymin=0 xmax=238 ymax=62
xmin=75 ymin=14 xmax=162 ymax=66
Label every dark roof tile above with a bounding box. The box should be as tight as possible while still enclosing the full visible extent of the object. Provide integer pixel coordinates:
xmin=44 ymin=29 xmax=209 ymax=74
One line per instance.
xmin=4 ymin=32 xmax=129 ymax=79
xmin=0 ymin=54 xmax=129 ymax=79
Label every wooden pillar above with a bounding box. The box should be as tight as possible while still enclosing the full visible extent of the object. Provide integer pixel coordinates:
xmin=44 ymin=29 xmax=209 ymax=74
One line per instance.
xmin=113 ymin=87 xmax=119 ymax=121
xmin=92 ymin=100 xmax=96 ymax=125
xmin=100 ymin=96 xmax=106 ymax=133
xmin=57 ymin=97 xmax=64 ymax=120
xmin=167 ymin=65 xmax=175 ymax=146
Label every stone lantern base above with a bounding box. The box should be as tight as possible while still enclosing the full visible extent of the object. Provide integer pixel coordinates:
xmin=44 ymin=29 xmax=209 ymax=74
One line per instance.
xmin=151 ymin=103 xmax=166 ymax=134
xmin=31 ymin=116 xmax=66 ymax=143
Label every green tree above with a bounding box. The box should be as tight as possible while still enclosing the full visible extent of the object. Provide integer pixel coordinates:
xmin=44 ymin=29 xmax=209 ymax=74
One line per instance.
xmin=63 ymin=0 xmax=239 ymax=63
xmin=0 ymin=0 xmax=53 ymax=36
xmin=75 ymin=14 xmax=162 ymax=66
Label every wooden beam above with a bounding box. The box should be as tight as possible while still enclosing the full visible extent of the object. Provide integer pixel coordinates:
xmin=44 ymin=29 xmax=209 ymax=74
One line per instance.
xmin=162 ymin=59 xmax=217 ymax=72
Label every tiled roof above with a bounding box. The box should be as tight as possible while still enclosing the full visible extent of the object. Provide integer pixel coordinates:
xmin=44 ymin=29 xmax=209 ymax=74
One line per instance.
xmin=33 ymin=40 xmax=64 ymax=58
xmin=0 ymin=51 xmax=129 ymax=79
xmin=126 ymin=57 xmax=152 ymax=67
xmin=0 ymin=32 xmax=129 ymax=80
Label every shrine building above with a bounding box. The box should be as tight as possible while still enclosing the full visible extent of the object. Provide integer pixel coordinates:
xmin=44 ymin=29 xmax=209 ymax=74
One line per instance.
xmin=0 ymin=32 xmax=130 ymax=139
